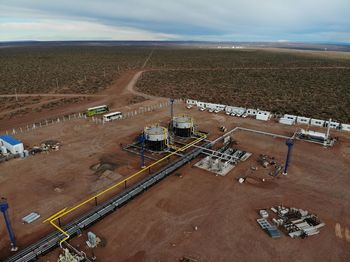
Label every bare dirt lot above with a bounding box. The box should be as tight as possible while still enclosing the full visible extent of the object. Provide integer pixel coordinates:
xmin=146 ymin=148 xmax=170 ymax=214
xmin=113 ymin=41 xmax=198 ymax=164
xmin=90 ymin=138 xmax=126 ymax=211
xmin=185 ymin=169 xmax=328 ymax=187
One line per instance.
xmin=1 ymin=102 xmax=350 ymax=261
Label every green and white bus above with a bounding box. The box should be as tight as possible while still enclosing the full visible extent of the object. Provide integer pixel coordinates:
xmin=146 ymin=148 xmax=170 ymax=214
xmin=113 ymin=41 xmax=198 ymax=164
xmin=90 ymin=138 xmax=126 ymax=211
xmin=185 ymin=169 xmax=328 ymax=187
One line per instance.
xmin=86 ymin=105 xmax=109 ymax=117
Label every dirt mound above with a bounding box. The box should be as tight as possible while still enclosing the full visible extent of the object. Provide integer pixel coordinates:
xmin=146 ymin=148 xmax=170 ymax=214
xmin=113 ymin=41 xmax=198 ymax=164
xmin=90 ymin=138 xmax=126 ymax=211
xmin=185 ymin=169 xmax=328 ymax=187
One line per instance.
xmin=244 ymin=176 xmax=279 ymax=189
xmin=90 ymin=162 xmax=117 ymax=175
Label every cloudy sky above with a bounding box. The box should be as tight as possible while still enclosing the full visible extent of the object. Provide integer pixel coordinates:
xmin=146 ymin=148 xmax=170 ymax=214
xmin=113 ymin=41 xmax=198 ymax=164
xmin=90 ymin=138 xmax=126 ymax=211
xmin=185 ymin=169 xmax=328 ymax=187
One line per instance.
xmin=0 ymin=0 xmax=349 ymax=42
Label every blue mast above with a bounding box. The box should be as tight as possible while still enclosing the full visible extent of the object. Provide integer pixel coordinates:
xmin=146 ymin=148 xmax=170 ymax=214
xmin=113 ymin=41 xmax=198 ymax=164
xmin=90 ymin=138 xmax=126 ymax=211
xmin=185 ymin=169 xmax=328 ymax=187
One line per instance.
xmin=0 ymin=198 xmax=18 ymax=251
xmin=139 ymin=133 xmax=146 ymax=168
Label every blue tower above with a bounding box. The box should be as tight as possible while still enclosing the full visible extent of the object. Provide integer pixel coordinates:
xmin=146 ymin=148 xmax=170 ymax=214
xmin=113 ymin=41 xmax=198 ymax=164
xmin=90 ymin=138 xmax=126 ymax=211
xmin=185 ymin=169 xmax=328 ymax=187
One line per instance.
xmin=283 ymin=139 xmax=294 ymax=176
xmin=139 ymin=133 xmax=146 ymax=168
xmin=0 ymin=198 xmax=18 ymax=251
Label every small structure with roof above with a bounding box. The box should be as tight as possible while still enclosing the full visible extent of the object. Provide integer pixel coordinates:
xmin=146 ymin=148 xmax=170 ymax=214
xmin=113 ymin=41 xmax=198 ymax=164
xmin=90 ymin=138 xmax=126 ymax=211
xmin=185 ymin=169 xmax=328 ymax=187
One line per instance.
xmin=0 ymin=135 xmax=24 ymax=154
xmin=256 ymin=110 xmax=271 ymax=121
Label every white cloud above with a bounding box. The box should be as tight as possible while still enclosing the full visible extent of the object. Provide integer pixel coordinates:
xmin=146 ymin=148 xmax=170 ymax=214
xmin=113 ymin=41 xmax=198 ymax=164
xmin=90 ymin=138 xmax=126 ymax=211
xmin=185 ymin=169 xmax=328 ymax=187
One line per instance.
xmin=0 ymin=0 xmax=349 ymax=42
xmin=0 ymin=19 xmax=178 ymax=41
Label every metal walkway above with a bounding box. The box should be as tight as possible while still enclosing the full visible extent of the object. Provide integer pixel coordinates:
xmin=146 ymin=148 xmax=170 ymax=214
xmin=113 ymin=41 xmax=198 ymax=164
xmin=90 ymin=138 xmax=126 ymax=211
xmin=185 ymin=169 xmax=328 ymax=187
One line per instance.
xmin=5 ymin=143 xmax=211 ymax=262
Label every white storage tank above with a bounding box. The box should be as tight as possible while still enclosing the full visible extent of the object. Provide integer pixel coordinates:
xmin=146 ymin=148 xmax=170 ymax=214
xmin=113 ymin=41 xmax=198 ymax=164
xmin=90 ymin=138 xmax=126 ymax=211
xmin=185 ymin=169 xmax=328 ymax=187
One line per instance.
xmin=173 ymin=115 xmax=194 ymax=137
xmin=144 ymin=125 xmax=168 ymax=151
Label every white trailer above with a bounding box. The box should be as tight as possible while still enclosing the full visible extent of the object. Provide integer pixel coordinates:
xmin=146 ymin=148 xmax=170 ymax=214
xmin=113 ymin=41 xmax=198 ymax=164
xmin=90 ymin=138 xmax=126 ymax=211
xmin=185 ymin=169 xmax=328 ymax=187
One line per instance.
xmin=324 ymin=120 xmax=340 ymax=129
xmin=279 ymin=118 xmax=295 ymax=125
xmin=282 ymin=114 xmax=297 ymax=124
xmin=225 ymin=106 xmax=246 ymax=115
xmin=197 ymin=101 xmax=205 ymax=109
xmin=186 ymin=99 xmax=198 ymax=106
xmin=0 ymin=135 xmax=24 ymax=154
xmin=297 ymin=116 xmax=311 ymax=125
xmin=341 ymin=124 xmax=350 ymax=132
xmin=310 ymin=119 xmax=325 ymax=127
xmin=256 ymin=111 xmax=271 ymax=121
xmin=246 ymin=109 xmax=257 ymax=116
xmin=205 ymin=103 xmax=225 ymax=111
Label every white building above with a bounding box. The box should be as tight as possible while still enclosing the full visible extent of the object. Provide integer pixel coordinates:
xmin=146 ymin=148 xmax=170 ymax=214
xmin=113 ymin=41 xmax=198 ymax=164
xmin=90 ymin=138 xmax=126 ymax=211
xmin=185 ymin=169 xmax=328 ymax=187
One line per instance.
xmin=186 ymin=99 xmax=198 ymax=106
xmin=197 ymin=101 xmax=206 ymax=108
xmin=0 ymin=135 xmax=24 ymax=154
xmin=282 ymin=114 xmax=297 ymax=124
xmin=256 ymin=111 xmax=271 ymax=121
xmin=325 ymin=120 xmax=340 ymax=129
xmin=296 ymin=116 xmax=311 ymax=125
xmin=204 ymin=103 xmax=226 ymax=111
xmin=341 ymin=124 xmax=350 ymax=132
xmin=225 ymin=106 xmax=246 ymax=115
xmin=246 ymin=109 xmax=258 ymax=116
xmin=310 ymin=119 xmax=325 ymax=127
xmin=279 ymin=118 xmax=295 ymax=125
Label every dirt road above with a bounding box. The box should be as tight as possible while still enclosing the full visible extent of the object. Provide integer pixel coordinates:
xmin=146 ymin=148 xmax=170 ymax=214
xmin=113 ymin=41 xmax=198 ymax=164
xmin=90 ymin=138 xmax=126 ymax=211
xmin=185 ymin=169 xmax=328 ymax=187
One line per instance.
xmin=0 ymin=69 xmax=150 ymax=131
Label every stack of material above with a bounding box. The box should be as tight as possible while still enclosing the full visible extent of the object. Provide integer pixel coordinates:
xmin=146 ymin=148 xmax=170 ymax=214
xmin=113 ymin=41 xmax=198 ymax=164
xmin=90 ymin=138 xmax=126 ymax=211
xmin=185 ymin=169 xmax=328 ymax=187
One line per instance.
xmin=276 ymin=206 xmax=325 ymax=238
xmin=57 ymin=249 xmax=84 ymax=262
xmin=257 ymin=206 xmax=325 ymax=239
xmin=257 ymin=218 xmax=281 ymax=238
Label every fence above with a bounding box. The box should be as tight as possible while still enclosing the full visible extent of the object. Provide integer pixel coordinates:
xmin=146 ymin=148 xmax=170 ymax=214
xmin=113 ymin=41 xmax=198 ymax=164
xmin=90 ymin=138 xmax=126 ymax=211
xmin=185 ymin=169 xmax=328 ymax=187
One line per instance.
xmin=2 ymin=99 xmax=184 ymax=135
xmin=92 ymin=99 xmax=183 ymax=125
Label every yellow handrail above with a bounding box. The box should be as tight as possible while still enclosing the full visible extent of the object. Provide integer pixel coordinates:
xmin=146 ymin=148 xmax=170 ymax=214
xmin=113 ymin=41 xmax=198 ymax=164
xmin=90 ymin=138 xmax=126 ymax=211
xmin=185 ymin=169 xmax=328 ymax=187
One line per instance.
xmin=45 ymin=132 xmax=207 ymax=246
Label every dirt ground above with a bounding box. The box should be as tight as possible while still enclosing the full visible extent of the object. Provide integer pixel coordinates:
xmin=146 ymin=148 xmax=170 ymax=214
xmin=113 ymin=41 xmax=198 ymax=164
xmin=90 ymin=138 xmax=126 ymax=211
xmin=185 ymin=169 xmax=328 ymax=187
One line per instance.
xmin=1 ymin=101 xmax=350 ymax=261
xmin=1 ymin=66 xmax=350 ymax=261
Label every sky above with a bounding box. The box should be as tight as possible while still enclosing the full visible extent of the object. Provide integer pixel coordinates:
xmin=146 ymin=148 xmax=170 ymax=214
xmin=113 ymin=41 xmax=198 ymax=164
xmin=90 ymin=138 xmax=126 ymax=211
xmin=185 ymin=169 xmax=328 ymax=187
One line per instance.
xmin=0 ymin=0 xmax=349 ymax=43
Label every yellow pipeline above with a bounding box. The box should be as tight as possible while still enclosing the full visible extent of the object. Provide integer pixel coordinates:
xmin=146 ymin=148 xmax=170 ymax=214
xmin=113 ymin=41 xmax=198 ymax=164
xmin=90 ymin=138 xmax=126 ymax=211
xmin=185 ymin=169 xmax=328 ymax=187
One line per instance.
xmin=45 ymin=132 xmax=206 ymax=245
xmin=50 ymin=220 xmax=70 ymax=247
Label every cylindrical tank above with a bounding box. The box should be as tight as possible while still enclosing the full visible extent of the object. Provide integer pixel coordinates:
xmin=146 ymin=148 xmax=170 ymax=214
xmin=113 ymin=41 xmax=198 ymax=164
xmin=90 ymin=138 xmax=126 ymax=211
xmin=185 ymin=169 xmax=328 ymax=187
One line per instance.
xmin=173 ymin=115 xmax=194 ymax=137
xmin=144 ymin=125 xmax=168 ymax=151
